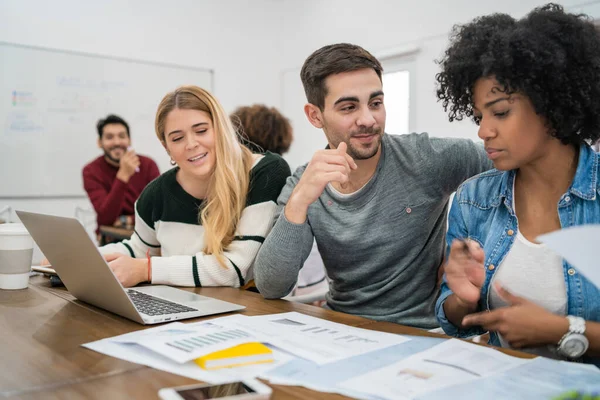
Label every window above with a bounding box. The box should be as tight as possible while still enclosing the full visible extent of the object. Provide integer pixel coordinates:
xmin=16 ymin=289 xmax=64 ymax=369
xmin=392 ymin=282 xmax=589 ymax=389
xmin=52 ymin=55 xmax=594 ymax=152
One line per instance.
xmin=382 ymin=70 xmax=410 ymax=135
xmin=381 ymin=54 xmax=416 ymax=135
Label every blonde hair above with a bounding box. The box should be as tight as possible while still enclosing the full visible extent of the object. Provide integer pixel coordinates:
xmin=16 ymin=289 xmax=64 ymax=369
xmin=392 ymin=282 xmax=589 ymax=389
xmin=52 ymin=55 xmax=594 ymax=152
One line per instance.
xmin=155 ymin=86 xmax=254 ymax=266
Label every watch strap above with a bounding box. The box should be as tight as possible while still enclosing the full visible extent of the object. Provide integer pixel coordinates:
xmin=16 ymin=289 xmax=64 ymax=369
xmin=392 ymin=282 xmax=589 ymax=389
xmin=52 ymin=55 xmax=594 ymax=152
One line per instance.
xmin=566 ymin=315 xmax=586 ymax=335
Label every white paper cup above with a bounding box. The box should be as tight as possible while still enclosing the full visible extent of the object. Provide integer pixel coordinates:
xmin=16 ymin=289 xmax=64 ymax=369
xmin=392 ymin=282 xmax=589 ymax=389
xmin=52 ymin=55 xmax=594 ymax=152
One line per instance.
xmin=0 ymin=223 xmax=34 ymax=290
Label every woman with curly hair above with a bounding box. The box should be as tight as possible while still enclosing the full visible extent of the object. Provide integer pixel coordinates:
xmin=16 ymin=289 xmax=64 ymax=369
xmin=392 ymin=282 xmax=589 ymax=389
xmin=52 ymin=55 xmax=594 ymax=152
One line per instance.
xmin=435 ymin=4 xmax=600 ymax=364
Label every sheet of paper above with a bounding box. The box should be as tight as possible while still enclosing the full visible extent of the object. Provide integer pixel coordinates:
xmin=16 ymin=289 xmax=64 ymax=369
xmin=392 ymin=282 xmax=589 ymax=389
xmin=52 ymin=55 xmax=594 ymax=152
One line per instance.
xmin=219 ymin=312 xmax=410 ymax=365
xmin=340 ymin=339 xmax=529 ymax=400
xmin=136 ymin=320 xmax=267 ymax=363
xmin=538 ymin=225 xmax=600 ymax=288
xmin=83 ymin=338 xmax=293 ymax=384
xmin=108 ymin=316 xmax=252 ymax=345
xmin=261 ymin=336 xmax=445 ymax=399
xmin=419 ymin=356 xmax=600 ymax=400
xmin=108 ymin=322 xmax=196 ymax=344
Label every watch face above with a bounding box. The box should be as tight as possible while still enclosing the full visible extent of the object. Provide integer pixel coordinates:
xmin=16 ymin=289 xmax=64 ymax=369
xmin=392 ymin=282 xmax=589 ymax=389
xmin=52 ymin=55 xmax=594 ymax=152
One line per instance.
xmin=562 ymin=335 xmax=588 ymax=358
xmin=565 ymin=340 xmax=584 ymax=354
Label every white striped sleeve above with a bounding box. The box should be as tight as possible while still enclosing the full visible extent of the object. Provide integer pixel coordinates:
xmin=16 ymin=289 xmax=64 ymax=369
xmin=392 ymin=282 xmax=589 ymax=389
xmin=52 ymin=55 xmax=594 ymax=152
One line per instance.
xmin=150 ymin=201 xmax=277 ymax=287
xmin=98 ymin=201 xmax=161 ymax=259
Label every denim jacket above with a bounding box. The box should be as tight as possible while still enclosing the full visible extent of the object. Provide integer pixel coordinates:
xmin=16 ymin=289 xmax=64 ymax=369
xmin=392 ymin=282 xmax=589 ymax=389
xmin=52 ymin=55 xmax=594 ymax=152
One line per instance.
xmin=436 ymin=144 xmax=600 ymax=364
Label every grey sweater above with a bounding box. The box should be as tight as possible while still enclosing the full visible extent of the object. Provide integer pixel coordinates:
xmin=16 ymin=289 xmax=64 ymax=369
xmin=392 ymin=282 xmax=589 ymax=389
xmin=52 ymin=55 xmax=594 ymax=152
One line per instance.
xmin=254 ymin=133 xmax=491 ymax=328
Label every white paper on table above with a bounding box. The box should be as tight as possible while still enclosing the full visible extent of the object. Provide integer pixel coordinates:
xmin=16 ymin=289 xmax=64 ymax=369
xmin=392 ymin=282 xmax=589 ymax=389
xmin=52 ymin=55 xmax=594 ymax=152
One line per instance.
xmin=108 ymin=322 xmax=197 ymax=344
xmin=136 ymin=320 xmax=268 ymax=363
xmin=83 ymin=338 xmax=294 ymax=384
xmin=537 ymin=225 xmax=600 ymax=288
xmin=419 ymin=356 xmax=600 ymax=400
xmin=217 ymin=312 xmax=410 ymax=365
xmin=339 ymin=339 xmax=530 ymax=400
xmin=108 ymin=315 xmax=251 ymax=345
xmin=261 ymin=336 xmax=446 ymax=400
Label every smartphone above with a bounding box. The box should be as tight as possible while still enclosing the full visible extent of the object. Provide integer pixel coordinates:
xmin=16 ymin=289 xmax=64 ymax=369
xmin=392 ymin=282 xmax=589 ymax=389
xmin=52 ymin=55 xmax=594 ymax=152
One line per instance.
xmin=158 ymin=379 xmax=272 ymax=400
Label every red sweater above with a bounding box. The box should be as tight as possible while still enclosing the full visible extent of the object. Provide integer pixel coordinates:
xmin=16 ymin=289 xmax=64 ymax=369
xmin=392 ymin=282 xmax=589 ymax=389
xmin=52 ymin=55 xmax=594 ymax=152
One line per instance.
xmin=82 ymin=155 xmax=160 ymax=230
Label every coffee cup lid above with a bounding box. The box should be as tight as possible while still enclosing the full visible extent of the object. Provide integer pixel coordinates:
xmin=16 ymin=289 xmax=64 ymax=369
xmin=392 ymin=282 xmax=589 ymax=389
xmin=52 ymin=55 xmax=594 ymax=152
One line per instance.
xmin=0 ymin=223 xmax=30 ymax=236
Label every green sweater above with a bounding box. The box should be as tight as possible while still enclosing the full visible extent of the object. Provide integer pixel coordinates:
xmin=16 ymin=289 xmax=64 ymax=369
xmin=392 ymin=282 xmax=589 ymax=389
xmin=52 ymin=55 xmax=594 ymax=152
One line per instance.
xmin=100 ymin=152 xmax=290 ymax=287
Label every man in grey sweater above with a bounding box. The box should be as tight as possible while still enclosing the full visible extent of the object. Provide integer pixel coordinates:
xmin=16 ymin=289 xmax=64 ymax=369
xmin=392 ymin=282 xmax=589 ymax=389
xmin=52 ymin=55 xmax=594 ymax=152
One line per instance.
xmin=254 ymin=43 xmax=491 ymax=329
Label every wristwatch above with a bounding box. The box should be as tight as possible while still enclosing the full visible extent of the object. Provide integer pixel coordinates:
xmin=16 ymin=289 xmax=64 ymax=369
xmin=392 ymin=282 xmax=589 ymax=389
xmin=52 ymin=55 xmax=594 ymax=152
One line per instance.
xmin=557 ymin=316 xmax=589 ymax=359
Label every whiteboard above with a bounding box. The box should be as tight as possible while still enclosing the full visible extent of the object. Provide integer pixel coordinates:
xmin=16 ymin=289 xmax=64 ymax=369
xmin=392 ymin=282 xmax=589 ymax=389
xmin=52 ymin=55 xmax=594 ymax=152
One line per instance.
xmin=0 ymin=42 xmax=213 ymax=197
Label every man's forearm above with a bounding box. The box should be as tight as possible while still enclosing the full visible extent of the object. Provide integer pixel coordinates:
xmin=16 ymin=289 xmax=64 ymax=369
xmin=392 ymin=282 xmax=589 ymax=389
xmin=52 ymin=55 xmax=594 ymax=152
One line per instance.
xmin=254 ymin=213 xmax=314 ymax=298
xmin=284 ymin=190 xmax=310 ymax=224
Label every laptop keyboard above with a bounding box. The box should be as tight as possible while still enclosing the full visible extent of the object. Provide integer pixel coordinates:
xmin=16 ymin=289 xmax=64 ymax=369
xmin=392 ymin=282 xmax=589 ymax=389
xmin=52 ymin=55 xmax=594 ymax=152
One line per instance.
xmin=127 ymin=290 xmax=198 ymax=316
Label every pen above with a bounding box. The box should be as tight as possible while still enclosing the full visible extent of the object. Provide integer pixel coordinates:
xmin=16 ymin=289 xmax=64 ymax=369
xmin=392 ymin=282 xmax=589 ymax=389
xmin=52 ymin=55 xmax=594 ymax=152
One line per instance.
xmin=458 ymin=239 xmax=472 ymax=259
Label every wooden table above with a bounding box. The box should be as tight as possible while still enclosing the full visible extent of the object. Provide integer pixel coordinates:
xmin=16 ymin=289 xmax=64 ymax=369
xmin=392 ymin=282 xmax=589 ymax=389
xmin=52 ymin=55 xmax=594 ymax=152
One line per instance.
xmin=0 ymin=276 xmax=533 ymax=399
xmin=98 ymin=225 xmax=134 ymax=245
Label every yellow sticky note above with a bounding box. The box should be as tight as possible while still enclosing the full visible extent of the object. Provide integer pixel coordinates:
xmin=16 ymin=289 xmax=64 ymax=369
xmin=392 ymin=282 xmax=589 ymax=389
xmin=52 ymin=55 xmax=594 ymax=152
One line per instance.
xmin=194 ymin=342 xmax=274 ymax=370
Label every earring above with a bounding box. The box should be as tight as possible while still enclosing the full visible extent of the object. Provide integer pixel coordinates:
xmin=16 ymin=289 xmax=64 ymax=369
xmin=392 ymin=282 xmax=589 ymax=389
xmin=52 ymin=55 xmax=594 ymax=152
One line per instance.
xmin=170 ymin=159 xmax=176 ymax=166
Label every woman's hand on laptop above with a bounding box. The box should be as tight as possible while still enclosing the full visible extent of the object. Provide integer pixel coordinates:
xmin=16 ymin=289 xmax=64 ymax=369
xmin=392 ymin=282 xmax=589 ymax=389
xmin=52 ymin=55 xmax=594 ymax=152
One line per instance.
xmin=105 ymin=253 xmax=147 ymax=287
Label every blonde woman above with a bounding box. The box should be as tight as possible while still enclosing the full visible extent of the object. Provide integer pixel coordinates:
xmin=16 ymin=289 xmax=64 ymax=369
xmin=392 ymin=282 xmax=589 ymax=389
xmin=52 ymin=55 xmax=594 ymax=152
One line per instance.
xmin=99 ymin=86 xmax=291 ymax=288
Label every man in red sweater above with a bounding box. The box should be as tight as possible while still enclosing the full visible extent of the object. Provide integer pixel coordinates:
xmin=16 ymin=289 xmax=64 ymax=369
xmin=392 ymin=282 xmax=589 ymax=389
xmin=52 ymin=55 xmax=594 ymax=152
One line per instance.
xmin=83 ymin=115 xmax=160 ymax=233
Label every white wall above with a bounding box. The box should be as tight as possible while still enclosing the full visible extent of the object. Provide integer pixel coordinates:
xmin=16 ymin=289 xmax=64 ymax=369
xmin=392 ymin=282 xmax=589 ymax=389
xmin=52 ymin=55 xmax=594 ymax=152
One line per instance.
xmin=279 ymin=0 xmax=600 ymax=70
xmin=2 ymin=0 xmax=600 ymax=260
xmin=0 ymin=0 xmax=286 ymax=261
xmin=0 ymin=0 xmax=285 ymax=112
xmin=279 ymin=0 xmax=600 ymax=169
xmin=0 ymin=3 xmax=284 ymax=190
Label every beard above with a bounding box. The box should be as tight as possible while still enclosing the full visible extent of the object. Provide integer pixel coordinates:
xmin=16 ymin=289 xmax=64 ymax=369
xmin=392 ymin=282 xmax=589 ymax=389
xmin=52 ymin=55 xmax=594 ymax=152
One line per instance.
xmin=103 ymin=145 xmax=127 ymax=164
xmin=342 ymin=126 xmax=383 ymax=160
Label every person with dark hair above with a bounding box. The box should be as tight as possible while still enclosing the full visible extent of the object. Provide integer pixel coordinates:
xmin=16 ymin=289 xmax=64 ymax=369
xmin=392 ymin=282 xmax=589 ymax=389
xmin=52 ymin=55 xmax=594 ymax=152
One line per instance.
xmin=435 ymin=4 xmax=600 ymax=364
xmin=254 ymin=43 xmax=492 ymax=328
xmin=231 ymin=104 xmax=293 ymax=155
xmin=232 ymin=104 xmax=328 ymax=301
xmin=82 ymin=114 xmax=160 ymax=232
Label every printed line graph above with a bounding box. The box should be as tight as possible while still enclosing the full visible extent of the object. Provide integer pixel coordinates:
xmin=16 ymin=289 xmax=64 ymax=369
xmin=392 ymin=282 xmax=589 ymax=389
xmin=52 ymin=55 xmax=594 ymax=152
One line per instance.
xmin=164 ymin=329 xmax=252 ymax=353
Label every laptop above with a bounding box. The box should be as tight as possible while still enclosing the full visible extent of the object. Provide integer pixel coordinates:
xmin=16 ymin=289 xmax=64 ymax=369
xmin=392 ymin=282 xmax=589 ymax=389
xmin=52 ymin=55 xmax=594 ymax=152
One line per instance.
xmin=17 ymin=211 xmax=245 ymax=325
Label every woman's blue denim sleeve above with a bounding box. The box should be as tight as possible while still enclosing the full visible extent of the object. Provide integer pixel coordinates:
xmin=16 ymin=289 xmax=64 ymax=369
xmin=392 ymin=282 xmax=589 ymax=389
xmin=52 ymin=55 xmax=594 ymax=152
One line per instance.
xmin=435 ymin=191 xmax=486 ymax=338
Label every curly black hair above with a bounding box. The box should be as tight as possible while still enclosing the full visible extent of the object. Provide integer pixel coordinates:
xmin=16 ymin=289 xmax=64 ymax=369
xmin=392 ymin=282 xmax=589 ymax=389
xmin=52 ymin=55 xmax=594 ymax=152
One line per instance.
xmin=436 ymin=3 xmax=600 ymax=145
